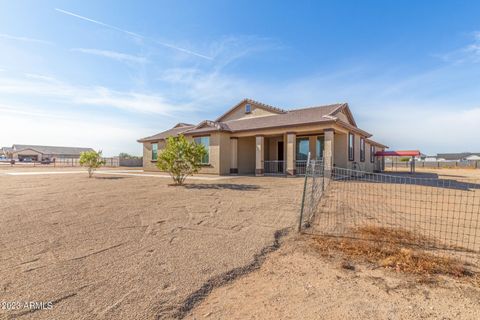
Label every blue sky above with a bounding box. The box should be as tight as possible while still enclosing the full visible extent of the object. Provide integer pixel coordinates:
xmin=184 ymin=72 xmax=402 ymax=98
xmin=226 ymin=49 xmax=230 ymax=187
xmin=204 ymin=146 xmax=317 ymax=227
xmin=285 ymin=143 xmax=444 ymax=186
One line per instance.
xmin=0 ymin=1 xmax=479 ymax=156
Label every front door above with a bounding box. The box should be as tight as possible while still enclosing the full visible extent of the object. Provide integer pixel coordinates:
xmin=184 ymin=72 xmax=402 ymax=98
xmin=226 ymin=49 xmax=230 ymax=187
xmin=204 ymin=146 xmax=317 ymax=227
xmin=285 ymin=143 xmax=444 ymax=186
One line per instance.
xmin=277 ymin=141 xmax=284 ymax=172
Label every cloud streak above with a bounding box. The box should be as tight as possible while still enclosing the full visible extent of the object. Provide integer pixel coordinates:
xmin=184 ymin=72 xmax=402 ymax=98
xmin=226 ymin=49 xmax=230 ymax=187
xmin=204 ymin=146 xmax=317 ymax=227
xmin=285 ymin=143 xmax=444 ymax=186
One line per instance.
xmin=0 ymin=33 xmax=53 ymax=45
xmin=55 ymin=8 xmax=213 ymax=60
xmin=71 ymin=48 xmax=148 ymax=64
xmin=0 ymin=73 xmax=192 ymax=115
xmin=437 ymin=31 xmax=480 ymax=64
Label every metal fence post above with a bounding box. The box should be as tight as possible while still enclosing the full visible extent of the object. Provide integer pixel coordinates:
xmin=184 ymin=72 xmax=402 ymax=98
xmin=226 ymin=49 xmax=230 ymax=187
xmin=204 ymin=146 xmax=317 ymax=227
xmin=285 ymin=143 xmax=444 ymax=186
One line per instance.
xmin=298 ymin=152 xmax=311 ymax=232
xmin=322 ymin=150 xmax=326 ymax=191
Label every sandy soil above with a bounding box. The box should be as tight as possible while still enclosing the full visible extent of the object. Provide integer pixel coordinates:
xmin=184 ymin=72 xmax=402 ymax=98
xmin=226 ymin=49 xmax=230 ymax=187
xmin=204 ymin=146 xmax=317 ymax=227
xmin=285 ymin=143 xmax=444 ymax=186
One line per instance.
xmin=187 ymin=168 xmax=480 ymax=320
xmin=385 ymin=167 xmax=480 ymax=179
xmin=0 ymin=169 xmax=303 ymax=319
xmin=187 ymin=234 xmax=480 ymax=320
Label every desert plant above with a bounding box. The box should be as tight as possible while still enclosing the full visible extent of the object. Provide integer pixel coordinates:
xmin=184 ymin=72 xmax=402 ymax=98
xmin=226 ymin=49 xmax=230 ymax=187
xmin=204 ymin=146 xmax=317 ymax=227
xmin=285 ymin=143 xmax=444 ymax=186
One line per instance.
xmin=79 ymin=150 xmax=106 ymax=178
xmin=156 ymin=135 xmax=207 ymax=185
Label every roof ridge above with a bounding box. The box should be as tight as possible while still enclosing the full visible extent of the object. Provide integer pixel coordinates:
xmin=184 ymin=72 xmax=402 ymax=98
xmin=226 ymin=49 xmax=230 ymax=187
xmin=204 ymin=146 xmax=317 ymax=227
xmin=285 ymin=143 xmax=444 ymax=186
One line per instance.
xmin=287 ymin=102 xmax=346 ymax=113
xmin=243 ymin=98 xmax=286 ymax=113
xmin=13 ymin=144 xmax=93 ymax=149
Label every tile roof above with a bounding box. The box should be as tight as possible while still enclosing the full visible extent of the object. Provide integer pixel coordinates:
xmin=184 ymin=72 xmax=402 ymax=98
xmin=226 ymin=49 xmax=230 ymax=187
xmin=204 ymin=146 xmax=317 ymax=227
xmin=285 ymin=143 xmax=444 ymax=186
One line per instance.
xmin=12 ymin=144 xmax=94 ymax=155
xmin=436 ymin=152 xmax=480 ymax=161
xmin=137 ymin=125 xmax=195 ymax=142
xmin=215 ymin=98 xmax=286 ymax=122
xmin=137 ymin=100 xmax=371 ymax=142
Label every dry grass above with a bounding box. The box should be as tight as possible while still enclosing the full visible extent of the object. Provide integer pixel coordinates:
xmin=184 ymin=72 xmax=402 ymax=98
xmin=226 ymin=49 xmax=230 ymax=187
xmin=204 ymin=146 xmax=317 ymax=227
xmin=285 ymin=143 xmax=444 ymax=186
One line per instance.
xmin=310 ymin=226 xmax=476 ymax=280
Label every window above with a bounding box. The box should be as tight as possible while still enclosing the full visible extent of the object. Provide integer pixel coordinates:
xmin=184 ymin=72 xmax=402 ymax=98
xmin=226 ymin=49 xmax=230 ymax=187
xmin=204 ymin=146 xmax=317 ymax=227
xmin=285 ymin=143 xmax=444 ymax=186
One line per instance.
xmin=316 ymin=136 xmax=324 ymax=159
xmin=348 ymin=133 xmax=354 ymax=161
xmin=296 ymin=137 xmax=310 ymax=161
xmin=245 ymin=103 xmax=251 ymax=113
xmin=360 ymin=137 xmax=365 ymax=162
xmin=151 ymin=143 xmax=158 ymax=161
xmin=370 ymin=145 xmax=375 ymax=163
xmin=194 ymin=136 xmax=210 ymax=164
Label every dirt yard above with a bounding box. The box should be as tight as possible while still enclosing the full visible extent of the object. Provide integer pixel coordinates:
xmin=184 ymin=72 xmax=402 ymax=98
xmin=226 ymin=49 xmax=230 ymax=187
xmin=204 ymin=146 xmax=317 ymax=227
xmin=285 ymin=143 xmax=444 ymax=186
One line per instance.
xmin=187 ymin=234 xmax=480 ymax=320
xmin=187 ymin=168 xmax=480 ymax=320
xmin=1 ymin=167 xmax=479 ymax=319
xmin=0 ymin=168 xmax=303 ymax=319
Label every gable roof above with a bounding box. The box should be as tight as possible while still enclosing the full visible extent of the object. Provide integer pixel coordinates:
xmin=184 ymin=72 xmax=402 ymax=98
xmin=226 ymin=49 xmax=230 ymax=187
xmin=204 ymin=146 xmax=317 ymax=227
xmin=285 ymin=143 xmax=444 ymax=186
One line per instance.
xmin=215 ymin=98 xmax=286 ymax=122
xmin=137 ymin=124 xmax=195 ymax=142
xmin=137 ymin=99 xmax=370 ymax=142
xmin=11 ymin=144 xmax=94 ymax=156
xmin=173 ymin=123 xmax=194 ymax=128
xmin=218 ymin=103 xmax=346 ymax=132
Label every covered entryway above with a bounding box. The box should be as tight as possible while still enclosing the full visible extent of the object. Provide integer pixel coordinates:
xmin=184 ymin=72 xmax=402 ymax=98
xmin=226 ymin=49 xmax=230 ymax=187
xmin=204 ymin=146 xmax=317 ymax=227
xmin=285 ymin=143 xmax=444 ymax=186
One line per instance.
xmin=263 ymin=135 xmax=285 ymax=176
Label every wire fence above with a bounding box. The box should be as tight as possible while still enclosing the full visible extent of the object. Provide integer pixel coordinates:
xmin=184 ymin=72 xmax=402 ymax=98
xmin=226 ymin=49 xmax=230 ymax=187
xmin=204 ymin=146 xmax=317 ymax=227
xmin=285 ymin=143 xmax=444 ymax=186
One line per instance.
xmin=299 ymin=158 xmax=480 ymax=267
xmin=385 ymin=160 xmax=480 ymax=170
xmin=0 ymin=157 xmax=121 ymax=167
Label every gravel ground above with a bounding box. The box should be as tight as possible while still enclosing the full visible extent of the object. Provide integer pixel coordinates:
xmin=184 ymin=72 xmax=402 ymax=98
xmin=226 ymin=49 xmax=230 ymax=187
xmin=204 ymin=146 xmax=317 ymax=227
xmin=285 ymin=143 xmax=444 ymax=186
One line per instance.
xmin=0 ymin=169 xmax=303 ymax=319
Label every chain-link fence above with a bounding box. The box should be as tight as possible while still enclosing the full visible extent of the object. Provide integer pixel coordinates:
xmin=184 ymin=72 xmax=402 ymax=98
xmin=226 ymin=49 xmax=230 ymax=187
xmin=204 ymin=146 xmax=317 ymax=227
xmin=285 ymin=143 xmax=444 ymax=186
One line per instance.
xmin=299 ymin=158 xmax=480 ymax=266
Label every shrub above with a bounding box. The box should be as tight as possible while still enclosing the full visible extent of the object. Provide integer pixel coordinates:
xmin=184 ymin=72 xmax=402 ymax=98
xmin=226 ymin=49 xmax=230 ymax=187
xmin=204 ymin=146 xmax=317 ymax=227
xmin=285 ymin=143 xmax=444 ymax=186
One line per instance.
xmin=79 ymin=150 xmax=106 ymax=178
xmin=156 ymin=135 xmax=207 ymax=185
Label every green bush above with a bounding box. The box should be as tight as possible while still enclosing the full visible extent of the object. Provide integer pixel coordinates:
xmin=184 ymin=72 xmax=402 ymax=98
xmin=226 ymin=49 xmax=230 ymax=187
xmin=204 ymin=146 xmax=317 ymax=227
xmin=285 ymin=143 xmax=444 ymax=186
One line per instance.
xmin=156 ymin=135 xmax=207 ymax=185
xmin=79 ymin=150 xmax=106 ymax=178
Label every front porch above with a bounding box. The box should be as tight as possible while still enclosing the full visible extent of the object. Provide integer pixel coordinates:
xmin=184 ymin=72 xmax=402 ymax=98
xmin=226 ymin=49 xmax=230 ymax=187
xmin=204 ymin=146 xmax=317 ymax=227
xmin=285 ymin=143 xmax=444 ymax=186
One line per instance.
xmin=229 ymin=130 xmax=337 ymax=177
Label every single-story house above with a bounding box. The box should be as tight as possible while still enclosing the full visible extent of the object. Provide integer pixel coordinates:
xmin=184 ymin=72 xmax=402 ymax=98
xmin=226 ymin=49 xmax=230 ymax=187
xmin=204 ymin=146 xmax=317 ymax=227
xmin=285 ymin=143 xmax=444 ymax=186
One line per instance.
xmin=436 ymin=152 xmax=480 ymax=161
xmin=2 ymin=144 xmax=94 ymax=162
xmin=138 ymin=99 xmax=387 ymax=176
xmin=465 ymin=155 xmax=480 ymax=161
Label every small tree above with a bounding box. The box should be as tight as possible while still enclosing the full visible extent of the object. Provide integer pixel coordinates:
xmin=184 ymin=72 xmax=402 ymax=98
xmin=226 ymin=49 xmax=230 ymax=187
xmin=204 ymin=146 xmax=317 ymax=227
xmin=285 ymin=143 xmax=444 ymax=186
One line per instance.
xmin=157 ymin=135 xmax=207 ymax=185
xmin=79 ymin=150 xmax=106 ymax=178
xmin=119 ymin=152 xmax=140 ymax=159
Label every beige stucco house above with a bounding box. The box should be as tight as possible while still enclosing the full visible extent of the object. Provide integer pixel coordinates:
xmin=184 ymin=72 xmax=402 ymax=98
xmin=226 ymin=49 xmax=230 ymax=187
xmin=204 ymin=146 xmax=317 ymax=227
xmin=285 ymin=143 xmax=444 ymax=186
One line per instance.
xmin=1 ymin=144 xmax=94 ymax=162
xmin=138 ymin=99 xmax=387 ymax=176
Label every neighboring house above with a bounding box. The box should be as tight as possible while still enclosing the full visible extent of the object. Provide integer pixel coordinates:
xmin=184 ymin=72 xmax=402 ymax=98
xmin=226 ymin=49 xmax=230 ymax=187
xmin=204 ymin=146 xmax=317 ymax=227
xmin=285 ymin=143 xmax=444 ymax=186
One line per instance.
xmin=137 ymin=99 xmax=387 ymax=176
xmin=424 ymin=156 xmax=444 ymax=162
xmin=414 ymin=153 xmax=427 ymax=161
xmin=465 ymin=155 xmax=480 ymax=161
xmin=1 ymin=147 xmax=13 ymax=159
xmin=3 ymin=144 xmax=94 ymax=162
xmin=436 ymin=152 xmax=480 ymax=161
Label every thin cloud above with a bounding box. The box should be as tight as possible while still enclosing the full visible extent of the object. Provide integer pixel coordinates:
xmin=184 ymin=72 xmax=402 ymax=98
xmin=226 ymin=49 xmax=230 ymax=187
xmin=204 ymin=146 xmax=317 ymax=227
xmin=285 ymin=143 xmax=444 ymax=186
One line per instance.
xmin=24 ymin=73 xmax=57 ymax=82
xmin=55 ymin=8 xmax=213 ymax=60
xmin=71 ymin=48 xmax=148 ymax=64
xmin=0 ymin=106 xmax=147 ymax=156
xmin=437 ymin=31 xmax=480 ymax=64
xmin=0 ymin=33 xmax=53 ymax=45
xmin=0 ymin=74 xmax=192 ymax=115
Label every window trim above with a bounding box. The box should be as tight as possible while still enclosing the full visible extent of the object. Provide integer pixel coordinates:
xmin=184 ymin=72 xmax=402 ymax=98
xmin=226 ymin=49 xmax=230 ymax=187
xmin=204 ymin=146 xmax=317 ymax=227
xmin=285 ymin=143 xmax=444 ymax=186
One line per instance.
xmin=360 ymin=137 xmax=365 ymax=162
xmin=151 ymin=143 xmax=158 ymax=161
xmin=370 ymin=145 xmax=375 ymax=163
xmin=194 ymin=136 xmax=210 ymax=165
xmin=295 ymin=136 xmax=310 ymax=161
xmin=348 ymin=133 xmax=354 ymax=161
xmin=316 ymin=135 xmax=324 ymax=159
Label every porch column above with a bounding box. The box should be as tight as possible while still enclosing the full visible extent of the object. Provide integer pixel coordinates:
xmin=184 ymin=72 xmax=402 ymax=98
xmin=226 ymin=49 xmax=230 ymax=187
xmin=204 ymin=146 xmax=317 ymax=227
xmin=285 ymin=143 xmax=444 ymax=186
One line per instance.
xmin=286 ymin=132 xmax=296 ymax=176
xmin=324 ymin=129 xmax=335 ymax=172
xmin=255 ymin=135 xmax=264 ymax=176
xmin=230 ymin=137 xmax=238 ymax=174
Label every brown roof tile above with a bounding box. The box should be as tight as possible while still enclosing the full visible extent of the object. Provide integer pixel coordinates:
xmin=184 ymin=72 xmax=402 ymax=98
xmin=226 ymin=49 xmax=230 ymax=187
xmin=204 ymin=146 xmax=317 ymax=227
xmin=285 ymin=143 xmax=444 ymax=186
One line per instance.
xmin=137 ymin=101 xmax=374 ymax=142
